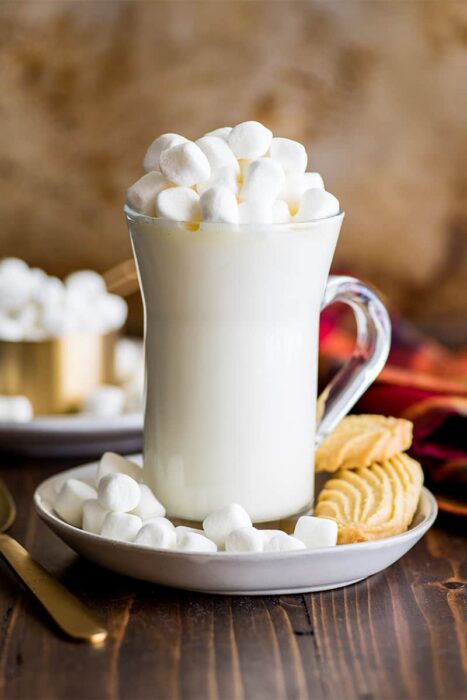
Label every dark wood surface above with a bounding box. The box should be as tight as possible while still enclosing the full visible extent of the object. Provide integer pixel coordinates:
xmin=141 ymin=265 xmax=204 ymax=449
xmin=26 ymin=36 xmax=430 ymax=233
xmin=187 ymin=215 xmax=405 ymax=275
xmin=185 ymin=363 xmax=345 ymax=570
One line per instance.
xmin=0 ymin=455 xmax=466 ymax=700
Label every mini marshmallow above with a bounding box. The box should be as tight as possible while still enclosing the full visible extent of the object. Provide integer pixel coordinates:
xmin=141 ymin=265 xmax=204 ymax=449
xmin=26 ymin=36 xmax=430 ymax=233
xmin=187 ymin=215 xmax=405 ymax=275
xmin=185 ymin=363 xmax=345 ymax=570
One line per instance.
xmin=126 ymin=171 xmax=171 ymax=215
xmin=264 ymin=532 xmax=306 ymax=552
xmin=0 ymin=396 xmax=33 ymax=422
xmin=240 ymin=158 xmax=284 ymax=203
xmin=82 ymin=499 xmax=109 ymax=535
xmin=143 ymin=133 xmax=188 ymax=172
xmin=159 ymin=141 xmax=211 ymax=187
xmin=203 ymin=503 xmax=252 ymax=547
xmin=259 ymin=529 xmax=284 ymax=546
xmin=95 ymin=294 xmax=128 ymax=333
xmin=0 ymin=263 xmax=35 ymax=313
xmin=238 ymin=159 xmax=251 ymax=182
xmin=177 ymin=531 xmax=217 ymax=553
xmin=65 ymin=270 xmax=107 ymax=299
xmin=225 ymin=526 xmax=264 ymax=553
xmin=270 ymin=137 xmax=308 ymax=174
xmin=228 ymin=121 xmax=272 ymax=159
xmin=96 ymin=451 xmax=142 ymax=485
xmin=131 ymin=484 xmax=165 ymax=520
xmin=294 ymin=516 xmax=338 ymax=549
xmin=204 ymin=127 xmax=232 ymax=141
xmin=100 ymin=512 xmax=142 ymax=542
xmin=238 ymin=200 xmax=272 ymax=225
xmin=0 ymin=258 xmax=30 ymax=277
xmin=33 ymin=275 xmax=65 ymax=308
xmin=272 ymin=200 xmax=291 ymax=224
xmin=134 ymin=518 xmax=176 ymax=549
xmin=295 ymin=188 xmax=340 ymax=222
xmin=279 ymin=172 xmax=325 ymax=213
xmin=54 ymin=479 xmax=97 ymax=528
xmin=175 ymin=525 xmax=205 ymax=544
xmin=195 ymin=136 xmax=240 ymax=174
xmin=196 ymin=167 xmax=239 ymax=196
xmin=155 ymin=187 xmax=201 ymax=222
xmin=97 ymin=473 xmax=141 ymax=513
xmin=114 ymin=339 xmax=143 ymax=384
xmin=200 ymin=186 xmax=239 ymax=224
xmin=82 ymin=385 xmax=126 ymax=417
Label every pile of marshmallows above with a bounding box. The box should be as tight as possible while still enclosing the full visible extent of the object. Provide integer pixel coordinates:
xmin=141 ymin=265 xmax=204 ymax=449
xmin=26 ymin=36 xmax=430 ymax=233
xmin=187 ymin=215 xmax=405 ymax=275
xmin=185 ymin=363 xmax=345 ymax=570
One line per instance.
xmin=126 ymin=121 xmax=339 ymax=225
xmin=0 ymin=258 xmax=127 ymax=341
xmin=54 ymin=452 xmax=338 ymax=553
xmin=0 ymin=258 xmax=144 ymax=422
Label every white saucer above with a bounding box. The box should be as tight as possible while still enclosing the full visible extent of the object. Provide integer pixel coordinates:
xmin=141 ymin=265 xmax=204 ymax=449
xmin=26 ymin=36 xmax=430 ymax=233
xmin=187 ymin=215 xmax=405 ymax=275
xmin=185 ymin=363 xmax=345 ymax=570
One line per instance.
xmin=34 ymin=461 xmax=438 ymax=595
xmin=0 ymin=413 xmax=143 ymax=457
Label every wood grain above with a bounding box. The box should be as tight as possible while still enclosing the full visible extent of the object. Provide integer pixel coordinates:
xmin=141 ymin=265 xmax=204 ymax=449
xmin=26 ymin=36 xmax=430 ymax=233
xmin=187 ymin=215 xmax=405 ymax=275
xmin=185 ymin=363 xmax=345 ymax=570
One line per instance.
xmin=0 ymin=455 xmax=466 ymax=700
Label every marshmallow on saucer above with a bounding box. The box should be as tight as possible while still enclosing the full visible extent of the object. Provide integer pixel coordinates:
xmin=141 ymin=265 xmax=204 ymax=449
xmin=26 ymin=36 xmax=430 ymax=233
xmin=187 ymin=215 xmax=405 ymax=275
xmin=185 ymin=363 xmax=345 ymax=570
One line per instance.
xmin=228 ymin=121 xmax=272 ymax=159
xmin=200 ymin=186 xmax=239 ymax=224
xmin=82 ymin=385 xmax=126 ymax=417
xmin=294 ymin=516 xmax=338 ymax=549
xmin=177 ymin=531 xmax=217 ymax=553
xmin=126 ymin=171 xmax=171 ymax=215
xmin=175 ymin=525 xmax=205 ymax=544
xmin=0 ymin=396 xmax=33 ymax=423
xmin=134 ymin=518 xmax=175 ymax=548
xmin=96 ymin=451 xmax=142 ymax=485
xmin=225 ymin=526 xmax=264 ymax=553
xmin=264 ymin=532 xmax=306 ymax=552
xmin=270 ymin=137 xmax=308 ymax=174
xmin=195 ymin=136 xmax=240 ymax=173
xmin=82 ymin=499 xmax=109 ymax=535
xmin=54 ymin=479 xmax=97 ymax=528
xmin=143 ymin=133 xmax=188 ymax=172
xmin=97 ymin=473 xmax=141 ymax=513
xmin=295 ymin=189 xmax=340 ymax=222
xmin=203 ymin=503 xmax=252 ymax=548
xmin=159 ymin=141 xmax=211 ymax=187
xmin=240 ymin=158 xmax=284 ymax=203
xmin=101 ymin=512 xmax=142 ymax=542
xmin=155 ymin=187 xmax=201 ymax=222
xmin=131 ymin=484 xmax=165 ymax=520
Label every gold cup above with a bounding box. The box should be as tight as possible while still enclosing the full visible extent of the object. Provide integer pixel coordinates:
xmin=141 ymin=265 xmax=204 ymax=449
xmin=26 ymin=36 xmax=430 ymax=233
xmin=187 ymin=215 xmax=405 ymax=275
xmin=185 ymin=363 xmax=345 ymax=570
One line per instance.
xmin=0 ymin=331 xmax=117 ymax=415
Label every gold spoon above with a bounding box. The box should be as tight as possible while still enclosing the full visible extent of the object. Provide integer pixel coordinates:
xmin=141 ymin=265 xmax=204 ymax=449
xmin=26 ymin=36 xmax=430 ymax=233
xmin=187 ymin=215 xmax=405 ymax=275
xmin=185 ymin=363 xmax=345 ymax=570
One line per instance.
xmin=0 ymin=478 xmax=107 ymax=644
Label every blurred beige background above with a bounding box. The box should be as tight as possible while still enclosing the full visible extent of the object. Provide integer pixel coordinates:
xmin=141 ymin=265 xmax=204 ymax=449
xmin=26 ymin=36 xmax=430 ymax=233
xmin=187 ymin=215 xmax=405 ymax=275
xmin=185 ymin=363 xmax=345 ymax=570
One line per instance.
xmin=1 ymin=0 xmax=466 ymax=341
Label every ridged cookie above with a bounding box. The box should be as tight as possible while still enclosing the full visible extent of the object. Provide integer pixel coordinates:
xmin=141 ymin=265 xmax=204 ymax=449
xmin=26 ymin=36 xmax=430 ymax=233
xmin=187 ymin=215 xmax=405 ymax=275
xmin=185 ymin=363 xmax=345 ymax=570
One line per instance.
xmin=315 ymin=415 xmax=413 ymax=473
xmin=314 ymin=453 xmax=423 ymax=543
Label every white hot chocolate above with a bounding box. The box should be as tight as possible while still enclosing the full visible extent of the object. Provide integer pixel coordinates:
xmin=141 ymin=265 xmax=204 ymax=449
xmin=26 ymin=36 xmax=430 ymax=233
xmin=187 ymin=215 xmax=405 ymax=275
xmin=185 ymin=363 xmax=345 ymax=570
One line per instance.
xmin=129 ymin=216 xmax=343 ymax=522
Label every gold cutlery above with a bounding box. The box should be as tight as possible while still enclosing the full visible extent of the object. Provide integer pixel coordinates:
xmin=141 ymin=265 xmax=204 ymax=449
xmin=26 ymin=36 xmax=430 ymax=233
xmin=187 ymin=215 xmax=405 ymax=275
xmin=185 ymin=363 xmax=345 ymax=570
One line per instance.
xmin=0 ymin=478 xmax=107 ymax=644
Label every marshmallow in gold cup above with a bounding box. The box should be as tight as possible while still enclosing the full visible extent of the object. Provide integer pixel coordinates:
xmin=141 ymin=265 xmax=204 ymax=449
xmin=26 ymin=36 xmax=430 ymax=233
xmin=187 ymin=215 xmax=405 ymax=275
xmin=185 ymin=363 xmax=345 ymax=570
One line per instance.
xmin=126 ymin=206 xmax=391 ymax=525
xmin=0 ymin=261 xmax=139 ymax=416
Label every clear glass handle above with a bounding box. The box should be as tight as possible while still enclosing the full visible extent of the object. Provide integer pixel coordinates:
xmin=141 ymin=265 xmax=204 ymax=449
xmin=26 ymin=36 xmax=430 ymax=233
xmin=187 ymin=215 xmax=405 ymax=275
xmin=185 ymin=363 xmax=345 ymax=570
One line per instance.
xmin=316 ymin=275 xmax=391 ymax=446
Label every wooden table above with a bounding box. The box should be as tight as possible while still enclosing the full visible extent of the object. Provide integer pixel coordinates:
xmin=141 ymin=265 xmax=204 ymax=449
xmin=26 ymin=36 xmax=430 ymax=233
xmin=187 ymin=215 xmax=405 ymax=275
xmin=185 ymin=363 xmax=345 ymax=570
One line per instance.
xmin=0 ymin=455 xmax=466 ymax=700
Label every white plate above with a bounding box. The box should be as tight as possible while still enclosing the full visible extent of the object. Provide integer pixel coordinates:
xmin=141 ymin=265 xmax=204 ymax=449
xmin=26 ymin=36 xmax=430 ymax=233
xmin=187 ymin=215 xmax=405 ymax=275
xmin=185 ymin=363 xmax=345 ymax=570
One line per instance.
xmin=34 ymin=461 xmax=438 ymax=595
xmin=0 ymin=413 xmax=143 ymax=458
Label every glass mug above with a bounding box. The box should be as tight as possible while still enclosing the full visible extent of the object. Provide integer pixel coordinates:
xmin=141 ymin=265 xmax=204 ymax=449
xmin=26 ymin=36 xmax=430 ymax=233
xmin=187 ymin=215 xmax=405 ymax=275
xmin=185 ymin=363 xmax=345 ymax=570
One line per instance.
xmin=125 ymin=207 xmax=391 ymax=524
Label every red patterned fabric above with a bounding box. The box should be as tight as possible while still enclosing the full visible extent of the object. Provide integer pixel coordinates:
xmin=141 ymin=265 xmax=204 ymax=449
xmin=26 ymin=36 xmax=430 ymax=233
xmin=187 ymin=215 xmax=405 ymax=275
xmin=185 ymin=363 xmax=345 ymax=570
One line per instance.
xmin=319 ymin=304 xmax=467 ymax=505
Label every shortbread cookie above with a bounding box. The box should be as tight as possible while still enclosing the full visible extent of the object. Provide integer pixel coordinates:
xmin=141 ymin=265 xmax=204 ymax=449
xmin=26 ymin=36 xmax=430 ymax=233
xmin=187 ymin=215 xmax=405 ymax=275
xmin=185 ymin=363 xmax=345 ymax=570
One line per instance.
xmin=315 ymin=415 xmax=413 ymax=473
xmin=314 ymin=453 xmax=423 ymax=544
